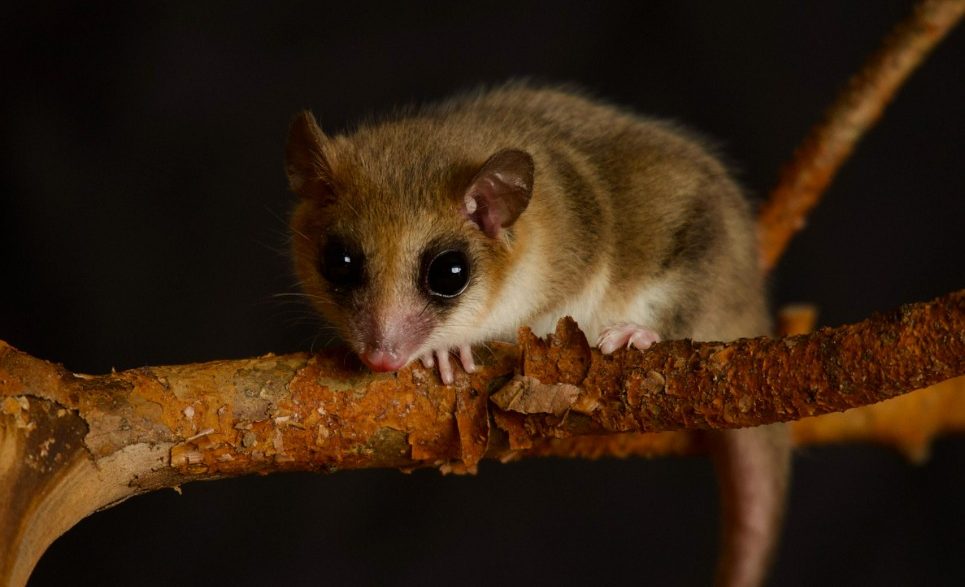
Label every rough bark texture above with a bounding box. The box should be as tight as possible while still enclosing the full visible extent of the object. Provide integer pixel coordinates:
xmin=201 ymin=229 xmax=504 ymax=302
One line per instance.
xmin=2 ymin=291 xmax=964 ymax=585
xmin=757 ymin=0 xmax=965 ymax=270
xmin=490 ymin=291 xmax=963 ymax=446
xmin=522 ymin=377 xmax=965 ymax=463
xmin=523 ymin=304 xmax=964 ymax=463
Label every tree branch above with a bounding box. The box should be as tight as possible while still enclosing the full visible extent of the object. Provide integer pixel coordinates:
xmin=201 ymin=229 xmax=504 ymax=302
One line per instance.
xmin=757 ymin=0 xmax=965 ymax=271
xmin=524 ymin=303 xmax=964 ymax=463
xmin=1 ymin=291 xmax=963 ymax=584
xmin=488 ymin=291 xmax=963 ymax=446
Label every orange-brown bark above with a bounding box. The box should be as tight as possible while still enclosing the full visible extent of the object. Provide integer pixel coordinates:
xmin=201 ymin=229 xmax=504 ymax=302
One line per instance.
xmin=522 ymin=377 xmax=965 ymax=461
xmin=757 ymin=0 xmax=965 ymax=270
xmin=522 ymin=303 xmax=965 ymax=462
xmin=491 ymin=291 xmax=962 ymax=447
xmin=2 ymin=291 xmax=963 ymax=584
xmin=2 ymin=291 xmax=960 ymax=472
xmin=520 ymin=302 xmax=821 ymax=460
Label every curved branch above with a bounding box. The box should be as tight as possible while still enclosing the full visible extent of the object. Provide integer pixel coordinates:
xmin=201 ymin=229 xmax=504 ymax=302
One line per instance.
xmin=2 ymin=290 xmax=963 ymax=585
xmin=758 ymin=0 xmax=965 ymax=270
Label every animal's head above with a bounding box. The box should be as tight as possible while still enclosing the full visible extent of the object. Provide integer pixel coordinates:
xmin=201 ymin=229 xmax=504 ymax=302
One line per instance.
xmin=286 ymin=111 xmax=533 ymax=371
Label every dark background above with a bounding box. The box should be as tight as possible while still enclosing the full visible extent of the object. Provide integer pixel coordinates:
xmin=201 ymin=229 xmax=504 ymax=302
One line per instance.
xmin=3 ymin=1 xmax=963 ymax=585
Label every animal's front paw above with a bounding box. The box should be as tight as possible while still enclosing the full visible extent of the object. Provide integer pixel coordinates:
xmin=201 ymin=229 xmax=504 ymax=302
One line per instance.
xmin=419 ymin=345 xmax=476 ymax=385
xmin=596 ymin=322 xmax=661 ymax=354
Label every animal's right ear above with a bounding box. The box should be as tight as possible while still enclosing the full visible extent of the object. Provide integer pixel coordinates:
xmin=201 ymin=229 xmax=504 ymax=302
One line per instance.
xmin=460 ymin=149 xmax=534 ymax=239
xmin=286 ymin=111 xmax=335 ymax=201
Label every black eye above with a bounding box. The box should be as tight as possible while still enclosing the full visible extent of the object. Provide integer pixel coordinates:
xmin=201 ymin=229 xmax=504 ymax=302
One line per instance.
xmin=425 ymin=249 xmax=470 ymax=298
xmin=320 ymin=237 xmax=364 ymax=291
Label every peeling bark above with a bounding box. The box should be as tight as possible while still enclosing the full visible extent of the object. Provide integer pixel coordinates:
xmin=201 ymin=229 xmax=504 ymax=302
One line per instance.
xmin=2 ymin=291 xmax=963 ymax=585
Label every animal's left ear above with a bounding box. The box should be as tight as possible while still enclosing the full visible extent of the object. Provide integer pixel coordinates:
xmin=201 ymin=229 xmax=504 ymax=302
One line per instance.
xmin=460 ymin=149 xmax=534 ymax=238
xmin=286 ymin=110 xmax=335 ymax=202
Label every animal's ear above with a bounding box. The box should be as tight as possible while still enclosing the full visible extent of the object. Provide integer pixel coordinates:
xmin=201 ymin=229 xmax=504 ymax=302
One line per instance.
xmin=286 ymin=110 xmax=335 ymax=201
xmin=460 ymin=149 xmax=534 ymax=238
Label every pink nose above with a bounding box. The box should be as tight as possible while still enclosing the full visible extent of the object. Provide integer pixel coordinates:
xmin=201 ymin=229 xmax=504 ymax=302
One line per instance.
xmin=360 ymin=349 xmax=407 ymax=372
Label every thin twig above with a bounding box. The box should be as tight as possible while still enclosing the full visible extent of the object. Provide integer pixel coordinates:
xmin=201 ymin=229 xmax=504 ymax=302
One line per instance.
xmin=758 ymin=0 xmax=965 ymax=270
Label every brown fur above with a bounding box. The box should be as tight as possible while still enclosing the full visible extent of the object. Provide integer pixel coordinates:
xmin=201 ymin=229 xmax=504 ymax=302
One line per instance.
xmin=287 ymin=83 xmax=788 ymax=587
xmin=290 ymin=85 xmax=768 ymax=344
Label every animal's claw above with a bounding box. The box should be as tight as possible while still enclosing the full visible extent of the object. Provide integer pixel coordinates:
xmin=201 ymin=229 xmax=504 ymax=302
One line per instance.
xmin=420 ymin=344 xmax=475 ymax=385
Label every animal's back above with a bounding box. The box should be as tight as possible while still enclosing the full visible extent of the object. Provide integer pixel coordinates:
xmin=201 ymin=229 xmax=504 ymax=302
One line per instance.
xmin=430 ymin=85 xmax=769 ymax=342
